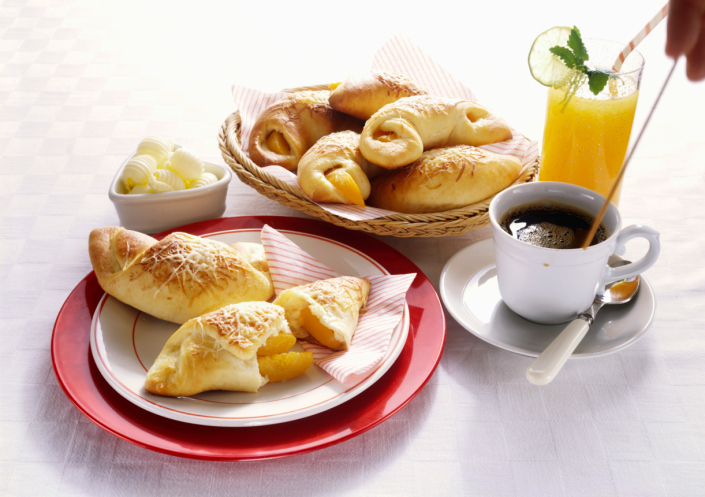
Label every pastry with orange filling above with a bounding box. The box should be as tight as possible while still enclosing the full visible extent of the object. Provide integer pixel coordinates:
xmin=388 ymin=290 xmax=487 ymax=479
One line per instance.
xmin=297 ymin=131 xmax=383 ymax=207
xmin=359 ymin=95 xmax=513 ymax=169
xmin=368 ymin=145 xmax=522 ymax=213
xmin=248 ymin=91 xmax=363 ymax=171
xmin=273 ymin=276 xmax=370 ymax=351
xmin=88 ymin=227 xmax=274 ymax=325
xmin=145 ymin=301 xmax=313 ymax=396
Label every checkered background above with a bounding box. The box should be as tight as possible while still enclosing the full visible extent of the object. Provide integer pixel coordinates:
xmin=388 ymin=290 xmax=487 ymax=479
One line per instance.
xmin=1 ymin=0 xmax=704 ymax=495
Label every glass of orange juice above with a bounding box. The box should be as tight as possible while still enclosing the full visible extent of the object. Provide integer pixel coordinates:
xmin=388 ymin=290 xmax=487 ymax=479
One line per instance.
xmin=538 ymin=39 xmax=644 ymax=205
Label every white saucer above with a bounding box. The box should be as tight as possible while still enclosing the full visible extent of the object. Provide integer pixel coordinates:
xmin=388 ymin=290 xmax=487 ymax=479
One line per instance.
xmin=439 ymin=238 xmax=656 ymax=358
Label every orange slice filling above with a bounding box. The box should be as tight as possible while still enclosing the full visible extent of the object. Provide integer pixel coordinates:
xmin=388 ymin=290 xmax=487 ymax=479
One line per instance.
xmin=257 ymin=333 xmax=297 ymax=356
xmin=373 ymin=130 xmax=396 ymax=142
xmin=300 ymin=306 xmax=344 ymax=350
xmin=325 ymin=169 xmax=365 ymax=207
xmin=257 ymin=351 xmax=313 ymax=382
xmin=266 ymin=131 xmax=291 ymax=155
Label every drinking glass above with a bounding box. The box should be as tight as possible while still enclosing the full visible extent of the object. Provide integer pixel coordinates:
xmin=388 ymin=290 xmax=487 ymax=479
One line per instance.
xmin=538 ymin=39 xmax=645 ymax=205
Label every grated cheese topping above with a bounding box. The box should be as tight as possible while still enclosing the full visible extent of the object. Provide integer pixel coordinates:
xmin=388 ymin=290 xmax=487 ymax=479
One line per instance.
xmin=280 ymin=91 xmax=333 ymax=123
xmin=372 ymin=70 xmax=427 ymax=97
xmin=298 ymin=276 xmax=368 ymax=313
xmin=195 ymin=301 xmax=286 ymax=358
xmin=137 ymin=232 xmax=255 ymax=303
xmin=368 ymin=95 xmax=457 ymax=122
xmin=411 ymin=146 xmax=486 ymax=189
xmin=304 ymin=130 xmax=358 ymax=159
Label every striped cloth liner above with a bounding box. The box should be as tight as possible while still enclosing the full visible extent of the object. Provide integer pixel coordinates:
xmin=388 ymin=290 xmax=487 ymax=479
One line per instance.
xmin=612 ymin=3 xmax=669 ymax=72
xmin=231 ymin=33 xmax=538 ymax=221
xmin=261 ymin=225 xmax=416 ymax=383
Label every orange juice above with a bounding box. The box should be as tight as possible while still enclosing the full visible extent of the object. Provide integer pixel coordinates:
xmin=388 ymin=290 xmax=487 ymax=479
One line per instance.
xmin=539 ymin=81 xmax=639 ymax=203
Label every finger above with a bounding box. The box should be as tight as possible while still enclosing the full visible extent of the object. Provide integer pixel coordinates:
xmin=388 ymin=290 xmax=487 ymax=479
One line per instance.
xmin=685 ymin=12 xmax=705 ymax=80
xmin=666 ymin=0 xmax=705 ymax=58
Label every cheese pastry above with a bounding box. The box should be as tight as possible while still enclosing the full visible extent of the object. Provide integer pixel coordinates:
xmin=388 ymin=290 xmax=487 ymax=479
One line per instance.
xmin=368 ymin=145 xmax=522 ymax=214
xmin=144 ymin=302 xmax=295 ymax=396
xmin=248 ymin=90 xmax=363 ymax=171
xmin=89 ymin=227 xmax=274 ymax=324
xmin=328 ymin=70 xmax=427 ymax=120
xmin=273 ymin=276 xmax=370 ymax=351
xmin=359 ymin=95 xmax=513 ymax=169
xmin=297 ymin=131 xmax=384 ymax=207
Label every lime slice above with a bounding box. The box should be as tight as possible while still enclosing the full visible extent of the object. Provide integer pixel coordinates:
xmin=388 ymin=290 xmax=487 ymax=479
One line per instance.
xmin=528 ymin=26 xmax=573 ymax=87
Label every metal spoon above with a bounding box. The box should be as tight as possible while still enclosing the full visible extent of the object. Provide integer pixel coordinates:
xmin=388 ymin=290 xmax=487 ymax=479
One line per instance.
xmin=525 ymin=260 xmax=640 ymax=386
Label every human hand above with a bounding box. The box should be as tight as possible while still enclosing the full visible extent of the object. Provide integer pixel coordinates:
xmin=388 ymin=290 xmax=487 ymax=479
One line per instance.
xmin=666 ymin=0 xmax=705 ymax=80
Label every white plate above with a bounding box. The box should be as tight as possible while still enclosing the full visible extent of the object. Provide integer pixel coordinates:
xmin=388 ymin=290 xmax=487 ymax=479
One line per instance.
xmin=439 ymin=238 xmax=656 ymax=357
xmin=90 ymin=229 xmax=409 ymax=427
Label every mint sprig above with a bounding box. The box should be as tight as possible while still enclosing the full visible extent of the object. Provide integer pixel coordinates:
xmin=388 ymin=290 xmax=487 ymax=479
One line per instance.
xmin=567 ymin=26 xmax=589 ymax=61
xmin=549 ymin=46 xmax=578 ymax=69
xmin=588 ymin=71 xmax=609 ymax=95
xmin=549 ymin=26 xmax=610 ymax=98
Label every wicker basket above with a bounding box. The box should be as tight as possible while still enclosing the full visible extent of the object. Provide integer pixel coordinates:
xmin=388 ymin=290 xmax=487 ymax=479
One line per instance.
xmin=218 ymin=87 xmax=540 ymax=238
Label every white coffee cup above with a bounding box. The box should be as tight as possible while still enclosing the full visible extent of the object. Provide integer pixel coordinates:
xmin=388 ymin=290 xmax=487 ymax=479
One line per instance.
xmin=489 ymin=182 xmax=660 ymax=325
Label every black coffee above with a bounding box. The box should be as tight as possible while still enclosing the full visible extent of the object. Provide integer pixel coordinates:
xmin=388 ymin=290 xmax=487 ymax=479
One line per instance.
xmin=499 ymin=200 xmax=608 ymax=249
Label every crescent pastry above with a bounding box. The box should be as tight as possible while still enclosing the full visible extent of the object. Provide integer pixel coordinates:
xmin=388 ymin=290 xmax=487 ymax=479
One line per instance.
xmin=367 ymin=145 xmax=522 ymax=214
xmin=88 ymin=227 xmax=274 ymax=324
xmin=273 ymin=276 xmax=370 ymax=351
xmin=328 ymin=70 xmax=427 ymax=120
xmin=297 ymin=131 xmax=384 ymax=207
xmin=359 ymin=95 xmax=513 ymax=169
xmin=248 ymin=90 xmax=363 ymax=171
xmin=144 ymin=302 xmax=292 ymax=396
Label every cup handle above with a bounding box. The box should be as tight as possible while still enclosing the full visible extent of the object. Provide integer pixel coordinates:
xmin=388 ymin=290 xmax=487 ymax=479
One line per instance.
xmin=600 ymin=225 xmax=660 ymax=289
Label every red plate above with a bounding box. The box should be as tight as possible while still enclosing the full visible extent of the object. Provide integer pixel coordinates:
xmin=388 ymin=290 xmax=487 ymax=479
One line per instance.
xmin=51 ymin=216 xmax=446 ymax=461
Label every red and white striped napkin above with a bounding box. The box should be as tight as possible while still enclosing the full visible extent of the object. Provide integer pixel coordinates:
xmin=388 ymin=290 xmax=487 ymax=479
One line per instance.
xmin=261 ymin=225 xmax=416 ymax=383
xmin=232 ymin=33 xmax=538 ymax=221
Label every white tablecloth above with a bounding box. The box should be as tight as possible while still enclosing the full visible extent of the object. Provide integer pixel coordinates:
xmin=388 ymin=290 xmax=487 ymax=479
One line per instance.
xmin=2 ymin=1 xmax=704 ymax=495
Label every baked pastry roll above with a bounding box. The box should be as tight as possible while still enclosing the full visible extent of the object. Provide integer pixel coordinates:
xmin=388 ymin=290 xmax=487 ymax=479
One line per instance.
xmin=328 ymin=70 xmax=427 ymax=120
xmin=359 ymin=95 xmax=513 ymax=169
xmin=88 ymin=227 xmax=274 ymax=324
xmin=297 ymin=131 xmax=384 ymax=207
xmin=273 ymin=276 xmax=370 ymax=351
xmin=248 ymin=90 xmax=364 ymax=171
xmin=367 ymin=145 xmax=522 ymax=214
xmin=144 ymin=302 xmax=294 ymax=396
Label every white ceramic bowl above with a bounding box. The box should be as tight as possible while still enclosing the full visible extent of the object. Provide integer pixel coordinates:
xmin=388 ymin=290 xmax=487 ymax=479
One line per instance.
xmin=109 ymin=147 xmax=232 ymax=234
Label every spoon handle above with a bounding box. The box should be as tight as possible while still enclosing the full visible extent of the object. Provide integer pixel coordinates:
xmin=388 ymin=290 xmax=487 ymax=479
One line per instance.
xmin=526 ymin=318 xmax=591 ymax=385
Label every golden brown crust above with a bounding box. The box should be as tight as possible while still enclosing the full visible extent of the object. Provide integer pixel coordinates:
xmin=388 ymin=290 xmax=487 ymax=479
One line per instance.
xmin=273 ymin=276 xmax=371 ymax=351
xmin=368 ymin=145 xmax=522 ymax=214
xmin=88 ymin=227 xmax=156 ymax=279
xmin=297 ymin=131 xmax=383 ymax=204
xmin=144 ymin=302 xmax=299 ymax=396
xmin=328 ymin=70 xmax=427 ymax=120
xmin=359 ymin=95 xmax=513 ymax=169
xmin=196 ymin=301 xmax=289 ymax=360
xmin=88 ymin=228 xmax=274 ymax=324
xmin=248 ymin=91 xmax=364 ymax=171
xmin=301 ymin=276 xmax=371 ymax=310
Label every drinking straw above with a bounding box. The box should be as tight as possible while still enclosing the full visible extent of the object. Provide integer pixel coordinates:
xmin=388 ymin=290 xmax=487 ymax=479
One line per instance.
xmin=581 ymin=3 xmax=673 ymax=249
xmin=581 ymin=59 xmax=678 ymax=249
xmin=612 ymin=3 xmax=669 ymax=72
